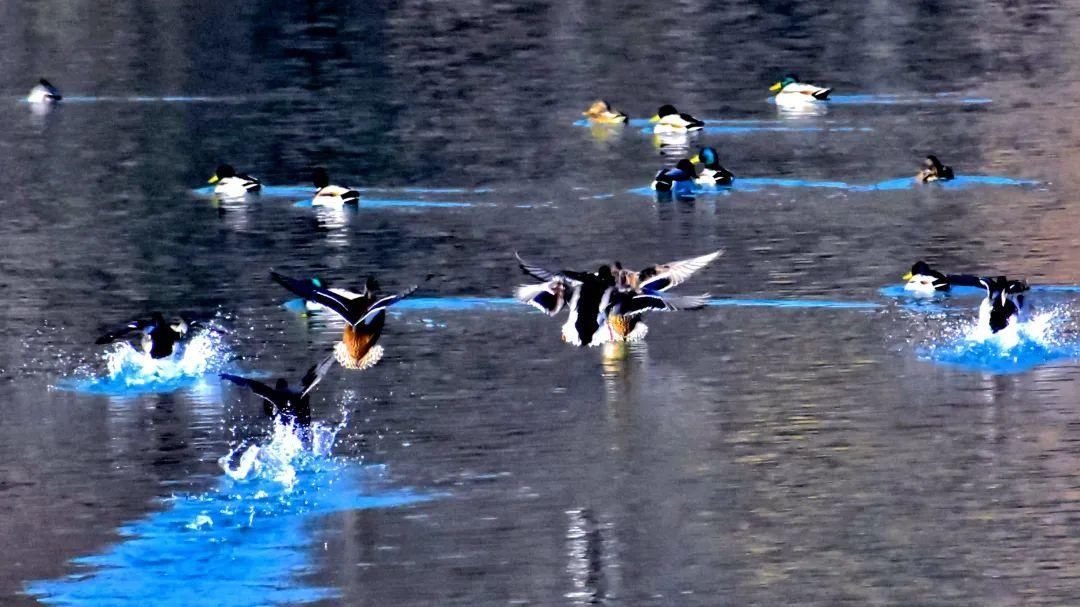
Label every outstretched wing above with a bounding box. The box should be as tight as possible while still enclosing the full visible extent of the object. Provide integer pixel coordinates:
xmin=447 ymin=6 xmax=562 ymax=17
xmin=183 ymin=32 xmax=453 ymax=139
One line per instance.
xmin=514 ymin=252 xmax=585 ymax=286
xmin=300 ymin=353 xmax=337 ymax=398
xmin=515 ymin=280 xmax=571 ymax=316
xmin=617 ymin=290 xmax=710 ymax=317
xmin=220 ymin=373 xmax=280 ymax=405
xmin=355 ymin=285 xmax=418 ymax=326
xmin=638 ymin=250 xmax=723 ymax=292
xmin=95 ymin=318 xmax=152 ymax=345
xmin=271 ymin=271 xmax=357 ymax=322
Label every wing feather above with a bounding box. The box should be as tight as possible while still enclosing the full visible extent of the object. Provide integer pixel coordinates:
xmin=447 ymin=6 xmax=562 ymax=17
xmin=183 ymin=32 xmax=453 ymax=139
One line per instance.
xmin=638 ymin=250 xmax=723 ymax=292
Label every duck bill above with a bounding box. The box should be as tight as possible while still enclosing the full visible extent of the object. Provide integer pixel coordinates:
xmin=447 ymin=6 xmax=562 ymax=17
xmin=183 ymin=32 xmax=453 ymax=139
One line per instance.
xmin=207 ymin=175 xmax=220 ymax=184
xmin=649 ymin=115 xmax=660 ymax=123
xmin=902 ymin=271 xmax=913 ymax=280
xmin=689 ymin=155 xmax=700 ymax=163
xmin=769 ymin=82 xmax=783 ymax=92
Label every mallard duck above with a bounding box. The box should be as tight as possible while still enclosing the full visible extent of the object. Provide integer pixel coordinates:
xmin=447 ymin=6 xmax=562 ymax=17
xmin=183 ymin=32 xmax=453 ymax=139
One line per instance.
xmin=650 ymin=104 xmax=704 ymax=134
xmin=312 ymin=168 xmax=360 ymax=206
xmin=515 ymin=254 xmax=711 ymax=346
xmin=271 ymin=272 xmax=415 ymax=369
xmin=208 ymin=164 xmax=261 ymax=196
xmin=902 ymin=260 xmax=983 ymax=294
xmin=917 ymin=155 xmax=954 ymax=182
xmin=690 ymin=147 xmax=734 ymax=186
xmin=651 ymin=159 xmax=698 ymax=199
xmin=220 ymin=354 xmax=335 ymax=427
xmin=583 ymin=100 xmax=628 ymax=124
xmin=95 ymin=312 xmax=191 ymax=359
xmin=27 ymin=79 xmax=62 ymax=104
xmin=769 ymin=74 xmax=831 ymax=104
xmin=603 ymin=251 xmax=720 ymax=341
xmin=977 ymin=277 xmax=1029 ymax=333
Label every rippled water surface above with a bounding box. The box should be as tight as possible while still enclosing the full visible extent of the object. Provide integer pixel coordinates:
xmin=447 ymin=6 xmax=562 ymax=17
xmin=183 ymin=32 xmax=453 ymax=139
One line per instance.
xmin=6 ymin=1 xmax=1080 ymax=605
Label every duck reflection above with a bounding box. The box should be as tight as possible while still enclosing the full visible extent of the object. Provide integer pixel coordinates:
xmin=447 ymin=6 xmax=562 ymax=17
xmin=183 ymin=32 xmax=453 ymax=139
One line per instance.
xmin=565 ymin=507 xmax=618 ymax=604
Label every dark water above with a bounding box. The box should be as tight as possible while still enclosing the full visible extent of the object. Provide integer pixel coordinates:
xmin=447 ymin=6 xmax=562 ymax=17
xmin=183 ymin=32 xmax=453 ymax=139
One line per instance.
xmin=5 ymin=0 xmax=1080 ymax=605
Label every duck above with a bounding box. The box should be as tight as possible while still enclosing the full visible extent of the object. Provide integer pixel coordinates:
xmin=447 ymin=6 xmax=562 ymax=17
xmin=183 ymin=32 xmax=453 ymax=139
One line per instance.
xmin=312 ymin=167 xmax=360 ymax=206
xmin=95 ymin=312 xmax=192 ymax=359
xmin=583 ymin=100 xmax=628 ymax=124
xmin=902 ymin=260 xmax=983 ymax=294
xmin=208 ymin=164 xmax=261 ymax=196
xmin=690 ymin=147 xmax=734 ymax=186
xmin=769 ymin=74 xmax=832 ymax=105
xmin=917 ymin=155 xmax=954 ymax=182
xmin=603 ymin=251 xmax=720 ymax=341
xmin=515 ymin=254 xmax=712 ymax=346
xmin=220 ymin=354 xmax=335 ymax=427
xmin=27 ymin=79 xmax=62 ymax=104
xmin=977 ymin=276 xmax=1029 ymax=333
xmin=271 ymin=271 xmax=416 ymax=369
xmin=651 ymin=159 xmax=698 ymax=199
xmin=650 ymin=104 xmax=704 ymax=134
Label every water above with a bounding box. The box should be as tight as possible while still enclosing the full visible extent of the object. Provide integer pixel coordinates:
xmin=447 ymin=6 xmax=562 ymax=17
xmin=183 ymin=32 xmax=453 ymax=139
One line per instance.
xmin=5 ymin=0 xmax=1080 ymax=605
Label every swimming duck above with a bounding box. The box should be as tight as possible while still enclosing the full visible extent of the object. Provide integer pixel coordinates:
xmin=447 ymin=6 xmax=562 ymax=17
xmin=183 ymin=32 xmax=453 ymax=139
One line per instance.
xmin=977 ymin=276 xmax=1029 ymax=333
xmin=95 ymin=312 xmax=192 ymax=359
xmin=917 ymin=155 xmax=954 ymax=182
xmin=27 ymin=79 xmax=62 ymax=104
xmin=312 ymin=168 xmax=360 ymax=206
xmin=902 ymin=260 xmax=983 ymax=294
xmin=271 ymin=271 xmax=416 ymax=369
xmin=208 ymin=164 xmax=261 ymax=197
xmin=650 ymin=104 xmax=704 ymax=134
xmin=769 ymin=74 xmax=832 ymax=104
xmin=651 ymin=159 xmax=698 ymax=199
xmin=220 ymin=354 xmax=335 ymax=427
xmin=515 ymin=254 xmax=711 ymax=346
xmin=583 ymin=100 xmax=628 ymax=124
xmin=690 ymin=147 xmax=734 ymax=186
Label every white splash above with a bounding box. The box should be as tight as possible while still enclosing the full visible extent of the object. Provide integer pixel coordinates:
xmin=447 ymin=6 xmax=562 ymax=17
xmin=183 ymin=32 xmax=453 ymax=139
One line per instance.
xmin=101 ymin=329 xmax=231 ymax=387
xmin=218 ymin=414 xmax=349 ymax=490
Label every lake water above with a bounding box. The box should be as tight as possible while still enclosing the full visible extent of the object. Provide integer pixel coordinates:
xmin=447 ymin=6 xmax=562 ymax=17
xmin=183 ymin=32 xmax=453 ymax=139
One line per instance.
xmin=5 ymin=1 xmax=1080 ymax=605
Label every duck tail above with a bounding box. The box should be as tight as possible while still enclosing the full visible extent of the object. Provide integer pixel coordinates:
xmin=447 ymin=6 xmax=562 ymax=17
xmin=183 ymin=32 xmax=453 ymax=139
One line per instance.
xmin=812 ymin=88 xmax=832 ymax=100
xmin=342 ymin=190 xmax=361 ymax=205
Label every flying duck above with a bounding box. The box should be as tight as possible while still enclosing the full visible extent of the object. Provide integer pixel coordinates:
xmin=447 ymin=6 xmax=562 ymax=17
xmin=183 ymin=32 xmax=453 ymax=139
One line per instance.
xmin=583 ymin=100 xmax=628 ymax=124
xmin=95 ymin=312 xmax=192 ymax=359
xmin=220 ymin=354 xmax=335 ymax=427
xmin=271 ymin=271 xmax=416 ymax=369
xmin=690 ymin=147 xmax=734 ymax=186
xmin=650 ymin=104 xmax=704 ymax=134
xmin=917 ymin=155 xmax=954 ymax=182
xmin=977 ymin=276 xmax=1029 ymax=333
xmin=312 ymin=168 xmax=360 ymax=206
xmin=208 ymin=164 xmax=261 ymax=196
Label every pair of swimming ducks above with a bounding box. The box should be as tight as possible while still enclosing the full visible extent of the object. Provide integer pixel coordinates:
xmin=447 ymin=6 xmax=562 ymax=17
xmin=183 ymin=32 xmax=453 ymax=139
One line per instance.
xmin=582 ymin=74 xmax=833 ymax=128
xmin=903 ymin=260 xmax=1029 ymax=333
xmin=515 ymin=250 xmax=722 ymax=346
xmin=652 ymin=148 xmax=735 ymax=194
xmin=207 ymin=165 xmax=360 ymax=206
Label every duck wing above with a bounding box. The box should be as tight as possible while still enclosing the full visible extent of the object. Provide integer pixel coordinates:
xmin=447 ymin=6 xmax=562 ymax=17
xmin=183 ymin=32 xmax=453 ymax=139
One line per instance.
xmin=220 ymin=374 xmax=282 ymax=405
xmin=300 ymin=353 xmax=336 ymax=398
xmin=515 ymin=280 xmax=572 ymax=316
xmin=353 ymin=285 xmax=418 ymax=326
xmin=95 ymin=318 xmax=154 ymax=344
xmin=271 ymin=271 xmax=358 ymax=322
xmin=638 ymin=250 xmax=723 ymax=292
xmin=615 ymin=291 xmax=711 ymax=317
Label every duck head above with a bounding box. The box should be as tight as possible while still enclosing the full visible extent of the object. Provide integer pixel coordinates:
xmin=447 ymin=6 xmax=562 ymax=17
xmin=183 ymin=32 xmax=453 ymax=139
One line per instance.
xmin=769 ymin=74 xmax=799 ymax=93
xmin=312 ymin=167 xmax=330 ymax=189
xmin=903 ymin=260 xmax=935 ymax=281
xmin=691 ymin=147 xmax=720 ymax=168
xmin=650 ymin=104 xmax=679 ymax=122
xmin=275 ymin=378 xmax=289 ymax=392
xmin=208 ymin=164 xmax=236 ymax=184
xmin=584 ymin=100 xmax=613 ymax=117
xmin=925 ymin=155 xmax=945 ymax=170
xmin=363 ymin=276 xmax=379 ymax=296
xmin=675 ymin=158 xmax=698 ymax=179
xmin=596 ymin=264 xmax=615 ymax=284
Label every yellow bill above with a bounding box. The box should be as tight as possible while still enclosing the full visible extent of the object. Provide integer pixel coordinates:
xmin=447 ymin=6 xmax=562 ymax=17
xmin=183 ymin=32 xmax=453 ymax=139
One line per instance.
xmin=902 ymin=271 xmax=913 ymax=280
xmin=649 ymin=114 xmax=660 ymax=123
xmin=690 ymin=155 xmax=700 ymax=163
xmin=769 ymin=82 xmax=783 ymax=92
xmin=207 ymin=175 xmax=220 ymax=184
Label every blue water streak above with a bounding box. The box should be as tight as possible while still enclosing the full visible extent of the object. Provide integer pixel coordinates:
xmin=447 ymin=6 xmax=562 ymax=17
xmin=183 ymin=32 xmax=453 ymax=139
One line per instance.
xmin=919 ymin=338 xmax=1080 ymax=374
xmin=292 ymin=198 xmax=476 ymax=208
xmin=765 ymin=93 xmax=992 ymax=105
xmin=26 ymin=463 xmax=432 ymax=607
xmin=705 ymin=298 xmax=882 ymax=310
xmin=193 ymin=185 xmax=490 ymax=198
xmin=629 ymin=174 xmax=1036 ymax=196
